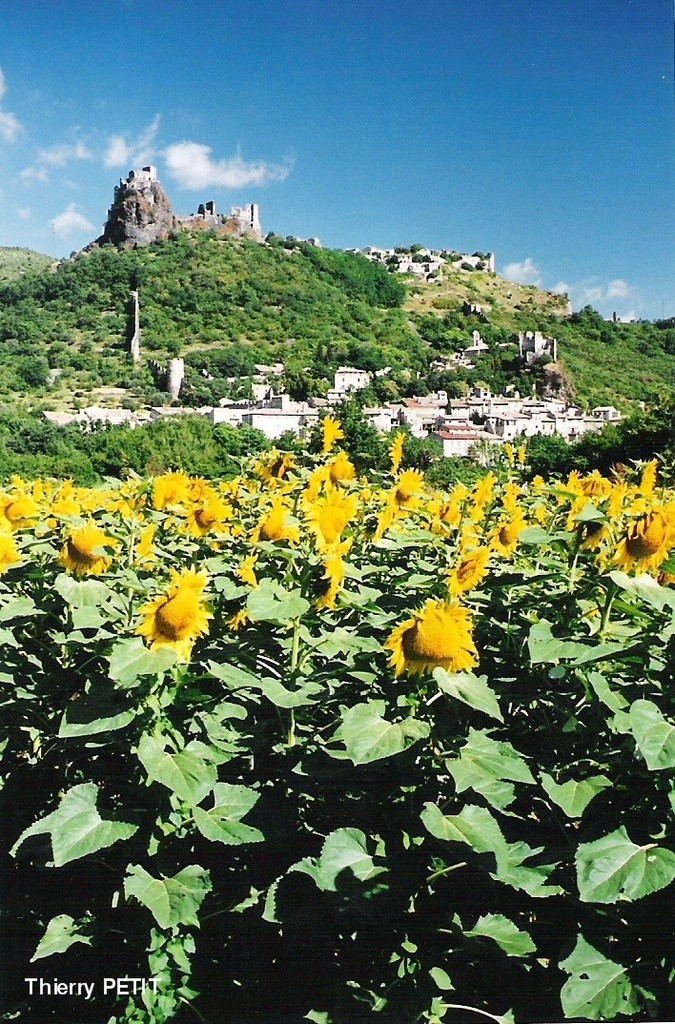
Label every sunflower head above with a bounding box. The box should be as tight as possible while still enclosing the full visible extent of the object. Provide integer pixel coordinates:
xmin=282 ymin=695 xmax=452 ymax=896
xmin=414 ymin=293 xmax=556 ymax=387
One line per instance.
xmin=448 ymin=547 xmax=490 ymax=598
xmin=236 ymin=554 xmax=258 ymax=587
xmin=328 ymin=451 xmax=356 ymax=485
xmin=253 ymin=500 xmax=300 ymax=545
xmin=136 ymin=570 xmax=212 ymax=661
xmin=321 ymin=415 xmax=344 ymax=455
xmin=386 ymin=600 xmax=478 ymax=677
xmin=153 ymin=472 xmax=191 ymax=510
xmin=59 ymin=523 xmax=116 ymax=576
xmin=394 ymin=469 xmax=425 ymax=508
xmin=472 ymin=473 xmax=497 ymax=509
xmin=256 ymin=450 xmax=297 ymax=484
xmin=389 ymin=431 xmax=406 ymax=475
xmin=306 ymin=491 xmax=358 ymax=550
xmin=580 ymin=471 xmax=613 ymax=500
xmin=185 ymin=494 xmax=232 ymax=537
xmin=490 ymin=511 xmax=525 ymax=557
xmin=638 ymin=460 xmax=659 ymax=498
xmin=0 ymin=493 xmax=39 ymax=531
xmin=614 ymin=509 xmax=674 ymax=573
xmin=314 ymin=550 xmax=348 ymax=611
xmin=0 ymin=532 xmax=22 ymax=573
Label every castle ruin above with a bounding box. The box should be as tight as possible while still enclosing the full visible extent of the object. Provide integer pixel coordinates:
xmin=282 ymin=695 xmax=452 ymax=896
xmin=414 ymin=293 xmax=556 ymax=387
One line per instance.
xmin=518 ymin=331 xmax=558 ymax=364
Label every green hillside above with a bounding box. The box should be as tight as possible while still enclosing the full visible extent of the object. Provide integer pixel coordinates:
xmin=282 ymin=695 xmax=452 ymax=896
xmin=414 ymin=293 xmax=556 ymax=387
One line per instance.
xmin=407 ymin=270 xmax=675 ymax=408
xmin=0 ymin=246 xmax=53 ymax=283
xmin=0 ymin=232 xmax=672 ymax=410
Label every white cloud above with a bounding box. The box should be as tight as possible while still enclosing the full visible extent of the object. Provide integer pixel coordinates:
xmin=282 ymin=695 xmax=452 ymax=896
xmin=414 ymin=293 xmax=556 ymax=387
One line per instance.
xmin=0 ymin=110 xmax=22 ymax=143
xmin=38 ymin=141 xmax=94 ymax=167
xmin=17 ymin=207 xmax=31 ymax=220
xmin=164 ymin=142 xmax=293 ymax=190
xmin=20 ymin=166 xmax=49 ymax=184
xmin=551 ymin=281 xmax=570 ymax=295
xmin=606 ymin=278 xmax=631 ymax=299
xmin=104 ymin=114 xmax=161 ymax=169
xmin=0 ymin=69 xmax=22 ymax=142
xmin=501 ymin=256 xmax=542 ymax=287
xmin=573 ymin=278 xmax=633 ymax=308
xmin=104 ymin=134 xmax=131 ymax=168
xmin=50 ymin=203 xmax=95 ymax=238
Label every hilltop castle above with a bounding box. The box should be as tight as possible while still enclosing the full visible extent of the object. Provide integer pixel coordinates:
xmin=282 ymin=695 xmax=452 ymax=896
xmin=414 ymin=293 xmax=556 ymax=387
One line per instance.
xmin=92 ymin=166 xmax=263 ymax=249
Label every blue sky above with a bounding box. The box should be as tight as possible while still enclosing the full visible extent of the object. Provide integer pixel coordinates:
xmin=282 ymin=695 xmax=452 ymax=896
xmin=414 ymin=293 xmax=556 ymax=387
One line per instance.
xmin=0 ymin=0 xmax=673 ymax=320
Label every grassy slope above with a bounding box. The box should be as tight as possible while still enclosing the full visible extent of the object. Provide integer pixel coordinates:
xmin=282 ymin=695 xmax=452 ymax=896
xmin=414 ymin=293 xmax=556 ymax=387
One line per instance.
xmin=0 ymin=235 xmax=672 ymax=410
xmin=0 ymin=246 xmax=54 ymax=283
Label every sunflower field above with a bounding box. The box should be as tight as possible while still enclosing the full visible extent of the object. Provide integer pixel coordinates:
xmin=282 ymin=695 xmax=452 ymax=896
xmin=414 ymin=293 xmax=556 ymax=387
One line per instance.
xmin=1 ymin=420 xmax=675 ymax=1024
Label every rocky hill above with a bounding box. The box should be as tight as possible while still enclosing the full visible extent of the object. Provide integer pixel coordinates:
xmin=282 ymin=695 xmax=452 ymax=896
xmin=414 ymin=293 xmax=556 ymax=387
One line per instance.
xmin=93 ymin=166 xmax=176 ymax=248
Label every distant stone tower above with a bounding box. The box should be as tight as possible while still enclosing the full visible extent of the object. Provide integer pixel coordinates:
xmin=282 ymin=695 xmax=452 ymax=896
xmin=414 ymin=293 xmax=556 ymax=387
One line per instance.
xmin=129 ymin=290 xmax=141 ymax=363
xmin=167 ymin=358 xmax=185 ymax=399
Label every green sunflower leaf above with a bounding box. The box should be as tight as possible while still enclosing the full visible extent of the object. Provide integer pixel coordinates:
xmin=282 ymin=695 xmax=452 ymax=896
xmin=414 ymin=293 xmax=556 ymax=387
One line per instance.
xmin=433 ymin=669 xmax=503 ymax=722
xmin=559 ymin=935 xmax=641 ymax=1019
xmin=628 ymin=699 xmax=675 ymax=770
xmin=330 ymin=701 xmax=429 ymax=765
xmin=30 ymin=914 xmax=92 ymax=962
xmin=10 ymin=783 xmax=137 ymax=867
xmin=124 ymin=864 xmax=211 ymax=929
xmin=576 ymin=826 xmax=675 ymax=903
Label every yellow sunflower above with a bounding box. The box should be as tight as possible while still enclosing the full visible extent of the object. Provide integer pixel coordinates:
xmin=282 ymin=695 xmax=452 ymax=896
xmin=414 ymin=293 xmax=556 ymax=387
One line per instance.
xmin=502 ymin=482 xmax=522 ymax=514
xmin=579 ymin=470 xmax=613 ymax=500
xmin=134 ymin=524 xmax=157 ymax=567
xmin=472 ymin=473 xmax=497 ymax=509
xmin=386 ymin=600 xmax=478 ymax=677
xmin=490 ymin=510 xmax=526 ymax=557
xmin=153 ymin=472 xmax=191 ymax=510
xmin=0 ymin=532 xmax=22 ymax=573
xmin=393 ymin=469 xmax=426 ymax=509
xmin=638 ymin=460 xmax=659 ymax=498
xmin=136 ymin=570 xmax=212 ymax=661
xmin=184 ymin=494 xmax=232 ymax=538
xmin=327 ymin=451 xmax=356 ymax=485
xmin=579 ymin=520 xmax=610 ymax=552
xmin=448 ymin=546 xmax=490 ymax=598
xmin=59 ymin=522 xmax=116 ymax=576
xmin=227 ymin=608 xmax=250 ymax=632
xmin=613 ymin=509 xmax=675 ymax=574
xmin=389 ymin=431 xmax=406 ymax=474
xmin=321 ymin=415 xmax=344 ymax=455
xmin=315 ymin=550 xmax=348 ymax=611
xmin=0 ymin=493 xmax=39 ymax=531
xmin=256 ymin=450 xmax=297 ymax=484
xmin=429 ymin=498 xmax=462 ymax=533
xmin=47 ymin=481 xmax=82 ymax=522
xmin=236 ymin=554 xmax=258 ymax=587
xmin=251 ymin=500 xmax=300 ymax=545
xmin=606 ymin=481 xmax=629 ymax=520
xmin=306 ymin=490 xmax=358 ymax=550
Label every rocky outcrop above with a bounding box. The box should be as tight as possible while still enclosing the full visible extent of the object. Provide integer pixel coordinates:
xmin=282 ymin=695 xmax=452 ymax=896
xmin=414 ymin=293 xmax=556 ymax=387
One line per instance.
xmin=541 ymin=362 xmax=575 ymax=402
xmin=95 ymin=167 xmax=176 ymax=249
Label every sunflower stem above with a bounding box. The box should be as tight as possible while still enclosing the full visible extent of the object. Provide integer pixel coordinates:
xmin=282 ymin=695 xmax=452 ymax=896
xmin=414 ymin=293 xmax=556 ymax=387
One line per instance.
xmin=286 ymin=618 xmax=302 ymax=747
xmin=426 ymin=861 xmax=467 ymax=883
xmin=599 ymin=580 xmax=618 ymax=637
